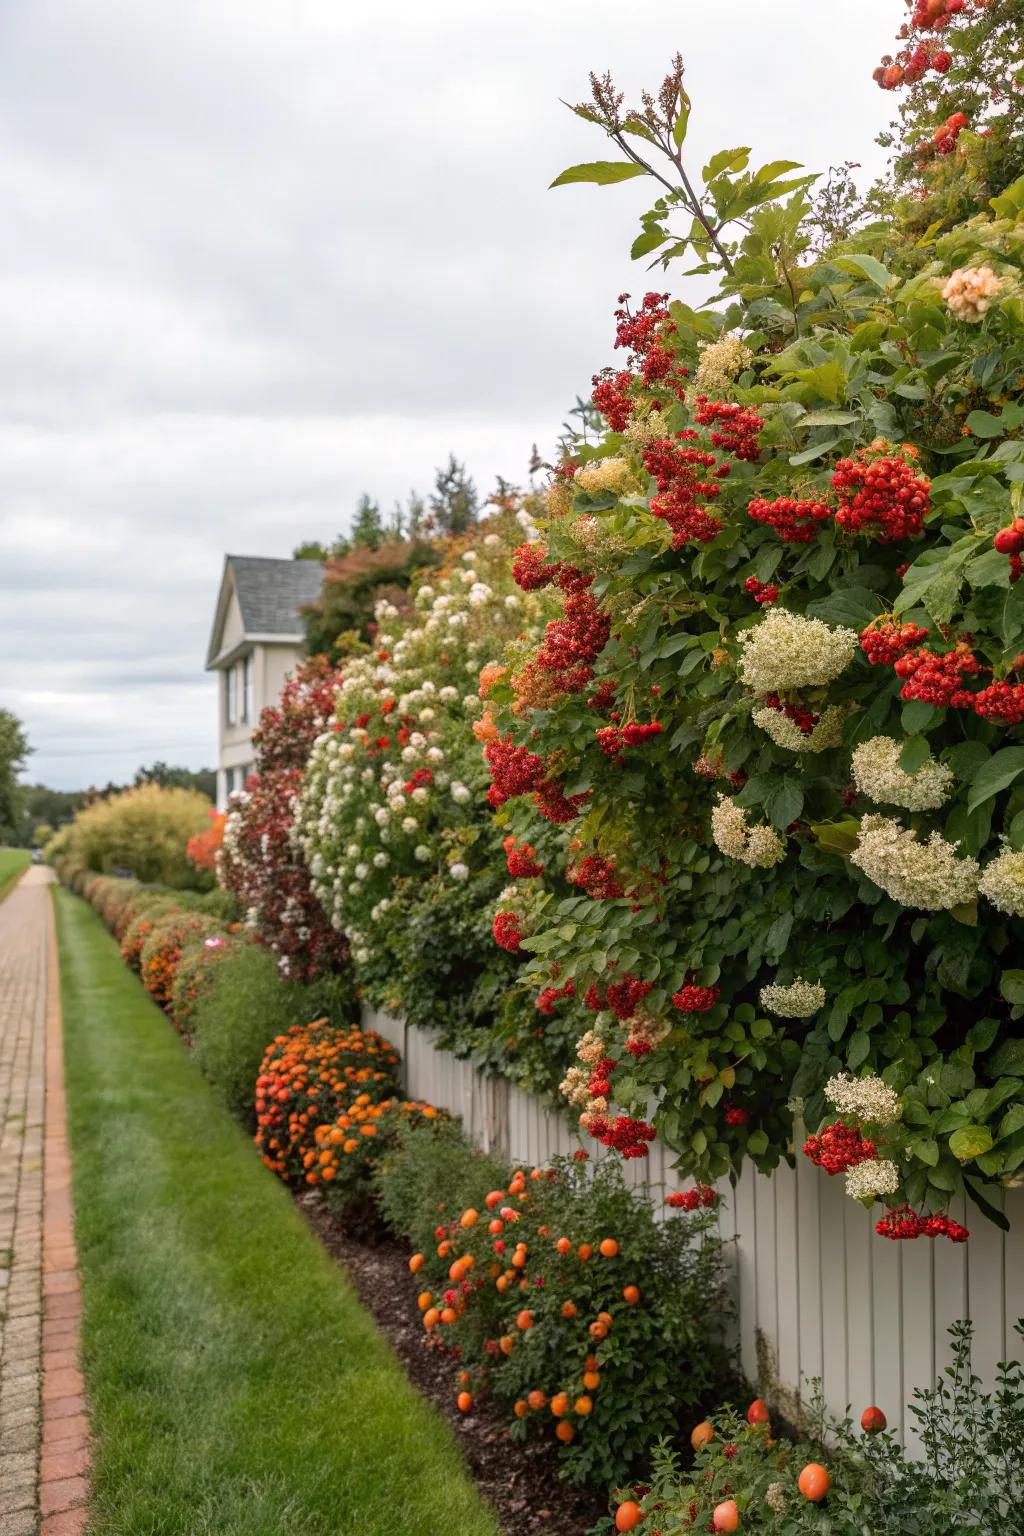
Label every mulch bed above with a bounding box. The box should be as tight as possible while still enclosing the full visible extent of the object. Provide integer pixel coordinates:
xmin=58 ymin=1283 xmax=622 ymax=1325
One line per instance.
xmin=302 ymin=1201 xmax=608 ymax=1536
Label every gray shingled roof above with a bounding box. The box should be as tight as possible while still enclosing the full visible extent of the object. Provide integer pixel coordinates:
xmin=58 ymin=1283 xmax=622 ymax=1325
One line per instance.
xmin=228 ymin=555 xmax=324 ymax=635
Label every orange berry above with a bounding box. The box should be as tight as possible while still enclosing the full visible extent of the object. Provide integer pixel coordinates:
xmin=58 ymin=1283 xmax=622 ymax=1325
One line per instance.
xmin=798 ymin=1463 xmax=831 ymax=1503
xmin=488 ymin=1218 xmax=504 ymax=1235
xmin=589 ymin=1321 xmax=608 ymax=1340
xmin=599 ymin=1238 xmax=619 ymax=1258
xmin=556 ymin=1236 xmax=572 ymax=1255
xmin=616 ymin=1502 xmax=642 ymax=1532
xmin=561 ymin=1301 xmax=578 ymax=1319
xmin=440 ymin=1307 xmax=457 ymax=1325
xmin=457 ymin=1391 xmax=473 ymax=1412
xmin=485 ymin=1189 xmax=506 ymax=1209
xmin=712 ymin=1499 xmax=739 ymax=1533
xmin=574 ymin=1394 xmax=593 ymax=1416
xmin=499 ymin=1334 xmax=514 ymax=1356
xmin=691 ymin=1420 xmax=714 ymax=1451
xmin=582 ymin=1370 xmax=600 ymax=1391
xmin=516 ymin=1309 xmax=535 ymax=1331
xmin=527 ymin=1389 xmax=546 ymax=1411
xmin=417 ymin=1291 xmax=432 ymax=1311
xmin=460 ymin=1208 xmax=479 ymax=1229
xmin=514 ymin=1399 xmax=528 ymax=1419
xmin=550 ymin=1392 xmax=570 ymax=1417
xmin=577 ymin=1243 xmax=593 ymax=1261
xmin=623 ymin=1284 xmax=640 ymax=1305
xmin=423 ymin=1307 xmax=440 ymax=1330
xmin=555 ymin=1419 xmax=575 ymax=1443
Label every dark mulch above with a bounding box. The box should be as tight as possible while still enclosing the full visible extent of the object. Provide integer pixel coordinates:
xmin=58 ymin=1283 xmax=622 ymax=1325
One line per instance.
xmin=302 ymin=1200 xmax=608 ymax=1536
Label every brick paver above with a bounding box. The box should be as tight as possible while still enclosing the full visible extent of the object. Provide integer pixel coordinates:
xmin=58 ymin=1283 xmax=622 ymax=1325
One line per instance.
xmin=0 ymin=869 xmax=89 ymax=1534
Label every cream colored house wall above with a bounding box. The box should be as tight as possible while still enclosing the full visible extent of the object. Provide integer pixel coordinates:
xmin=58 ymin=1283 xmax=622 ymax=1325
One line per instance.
xmin=214 ymin=634 xmax=305 ymax=808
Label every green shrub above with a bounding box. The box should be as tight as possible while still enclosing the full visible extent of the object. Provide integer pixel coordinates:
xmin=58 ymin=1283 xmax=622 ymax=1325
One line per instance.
xmin=170 ymin=934 xmax=241 ymax=1035
xmin=190 ymin=944 xmax=358 ymax=1126
xmin=195 ymin=887 xmax=242 ymax=922
xmin=372 ymin=1117 xmax=512 ymax=1250
xmin=66 ymin=783 xmax=213 ymax=887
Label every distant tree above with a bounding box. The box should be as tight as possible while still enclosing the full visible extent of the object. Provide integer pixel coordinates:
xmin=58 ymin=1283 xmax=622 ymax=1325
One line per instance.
xmin=293 ymin=541 xmax=329 ymax=562
xmin=32 ymin=821 xmax=55 ymax=847
xmin=134 ymin=762 xmax=217 ymax=802
xmin=0 ymin=709 xmax=30 ymax=841
xmin=351 ymin=493 xmax=384 ymax=550
xmin=429 ymin=454 xmax=478 ymax=535
xmin=405 ymin=490 xmax=426 ymax=537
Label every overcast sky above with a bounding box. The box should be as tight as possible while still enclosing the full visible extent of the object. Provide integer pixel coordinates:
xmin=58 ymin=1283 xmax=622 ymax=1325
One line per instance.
xmin=0 ymin=0 xmax=897 ymax=790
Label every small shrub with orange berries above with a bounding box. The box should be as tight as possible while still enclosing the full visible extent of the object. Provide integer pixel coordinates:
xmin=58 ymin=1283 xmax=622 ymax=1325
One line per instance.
xmin=375 ymin=1127 xmax=730 ymax=1486
xmin=138 ymin=910 xmax=224 ymax=1012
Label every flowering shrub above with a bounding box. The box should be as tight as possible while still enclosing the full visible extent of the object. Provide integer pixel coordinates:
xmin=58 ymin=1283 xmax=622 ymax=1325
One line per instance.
xmin=604 ymin=1319 xmax=1023 ymax=1533
xmin=219 ymin=657 xmax=348 ymax=982
xmin=138 ymin=910 xmax=223 ymax=1013
xmin=186 ymin=809 xmax=226 ymax=874
xmin=169 ymin=931 xmax=240 ymax=1034
xmin=476 ymin=52 xmax=1024 ymax=1237
xmin=120 ymin=897 xmax=186 ymax=973
xmin=378 ymin=1136 xmax=729 ymax=1487
xmin=64 ymin=782 xmax=214 ymax=887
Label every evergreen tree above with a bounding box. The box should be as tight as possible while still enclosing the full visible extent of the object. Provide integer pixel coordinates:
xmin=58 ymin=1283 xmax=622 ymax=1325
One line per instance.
xmin=429 ymin=454 xmax=478 ymax=535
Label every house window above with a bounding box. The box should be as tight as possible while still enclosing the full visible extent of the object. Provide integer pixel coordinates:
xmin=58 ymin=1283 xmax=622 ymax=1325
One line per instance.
xmin=242 ymin=654 xmax=254 ymax=724
xmin=225 ymin=667 xmax=237 ymax=726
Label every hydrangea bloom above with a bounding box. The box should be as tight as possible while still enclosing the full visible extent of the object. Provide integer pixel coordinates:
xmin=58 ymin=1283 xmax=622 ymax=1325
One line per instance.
xmin=978 ymin=847 xmax=1024 ymax=917
xmin=737 ymin=608 xmax=859 ymax=692
xmin=845 ymin=1157 xmax=901 ymax=1201
xmin=851 ymin=735 xmax=954 ymax=810
xmin=752 ymin=704 xmax=845 ymax=753
xmin=759 ymin=977 xmax=825 ymax=1017
xmin=574 ymin=457 xmax=637 ymax=496
xmin=711 ymin=795 xmax=786 ymax=868
xmin=942 ymin=264 xmax=1001 ymax=322
xmin=850 ymin=814 xmax=979 ymax=910
xmin=825 ymin=1073 xmax=902 ymax=1126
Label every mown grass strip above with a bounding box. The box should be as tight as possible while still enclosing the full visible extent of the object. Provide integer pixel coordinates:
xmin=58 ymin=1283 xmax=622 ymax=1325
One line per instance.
xmin=54 ymin=888 xmax=499 ymax=1536
xmin=0 ymin=847 xmax=30 ymax=906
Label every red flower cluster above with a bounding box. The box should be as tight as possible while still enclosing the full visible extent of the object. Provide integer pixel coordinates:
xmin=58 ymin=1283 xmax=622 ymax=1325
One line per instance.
xmin=595 ymin=721 xmax=664 ymax=758
xmin=725 ymin=1106 xmax=750 ymax=1126
xmin=485 ymin=736 xmax=544 ymax=808
xmin=860 ymin=619 xmax=930 ymax=666
xmin=587 ymin=1114 xmax=656 ymax=1158
xmin=671 ymin=984 xmax=720 ymax=1014
xmin=894 ymin=642 xmax=986 ymax=708
xmin=504 ymin=835 xmax=544 ymax=878
xmin=568 ymin=854 xmax=625 ymax=900
xmin=588 ymin=1056 xmax=618 ymax=1098
xmin=932 ymin=110 xmax=969 ymax=155
xmin=694 ymin=398 xmax=764 ymax=462
xmin=612 ymin=291 xmax=688 ymax=396
xmin=832 ymin=449 xmax=931 ymax=541
xmin=972 ymin=680 xmax=1024 ymax=725
xmin=251 ymin=655 xmax=344 ymax=773
xmin=585 ymin=973 xmax=653 ymax=1020
xmin=666 ymin=1185 xmax=719 ymax=1211
xmin=873 ymin=0 xmax=972 ymax=88
xmin=492 ymin=911 xmax=524 ymax=953
xmin=535 ymin=978 xmax=575 ymax=1015
xmin=803 ymin=1121 xmax=878 ymax=1176
xmin=186 ymin=809 xmax=226 ymax=873
xmin=875 ymin=1206 xmax=969 ymax=1242
xmin=403 ymin=766 xmax=433 ymax=795
xmin=744 ymin=576 xmax=779 ymax=606
xmin=748 ymin=495 xmax=832 ymax=543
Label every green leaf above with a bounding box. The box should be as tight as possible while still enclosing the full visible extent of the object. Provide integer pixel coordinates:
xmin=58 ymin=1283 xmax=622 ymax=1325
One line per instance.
xmin=1000 ymin=970 xmax=1024 ymax=1005
xmin=963 ymin=1177 xmax=1011 ymax=1231
xmin=901 ymin=699 xmax=939 ymax=734
xmin=966 ymin=747 xmax=1024 ymax=813
xmin=672 ymin=92 xmax=691 ymax=148
xmin=753 ymin=158 xmax=803 ymax=185
xmin=747 ymin=1130 xmax=769 ymax=1155
xmin=789 ymin=436 xmax=842 ymax=466
xmin=630 ymin=228 xmax=667 ymax=260
xmin=797 ymin=410 xmax=859 ymax=427
xmin=550 ymin=161 xmax=648 ymax=189
xmin=834 ymin=254 xmax=895 ymax=292
xmin=811 ymin=818 xmax=860 ymax=858
xmin=964 ymin=409 xmax=1005 ymax=440
xmin=990 ymin=173 xmax=1024 ymax=218
xmin=765 ymin=780 xmax=804 ymax=830
xmin=703 ymin=146 xmax=750 ymax=181
xmin=988 ymin=1038 xmax=1024 ymax=1076
xmin=949 ymin=1125 xmax=994 ymax=1162
xmin=899 ymin=735 xmax=931 ymax=774
xmin=912 ymin=1138 xmax=940 ymax=1167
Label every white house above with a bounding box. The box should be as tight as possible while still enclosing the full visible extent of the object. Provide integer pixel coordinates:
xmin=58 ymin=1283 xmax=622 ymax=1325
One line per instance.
xmin=205 ymin=554 xmax=325 ymax=808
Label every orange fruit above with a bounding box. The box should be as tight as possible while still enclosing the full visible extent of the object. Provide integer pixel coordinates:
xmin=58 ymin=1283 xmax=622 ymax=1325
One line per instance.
xmin=417 ymin=1291 xmax=432 ymax=1311
xmin=423 ymin=1307 xmax=440 ymax=1330
xmin=690 ymin=1420 xmax=714 ymax=1451
xmin=582 ymin=1370 xmax=600 ymax=1391
xmin=615 ymin=1503 xmax=642 ymax=1533
xmin=574 ymin=1394 xmax=593 ymax=1416
xmin=499 ymin=1334 xmax=514 ymax=1356
xmin=460 ymin=1208 xmax=479 ymax=1228
xmin=555 ymin=1419 xmax=575 ymax=1443
xmin=440 ymin=1307 xmax=457 ymax=1325
xmin=746 ymin=1398 xmax=770 ymax=1425
xmin=861 ymin=1405 xmax=886 ymax=1433
xmin=597 ymin=1311 xmax=613 ymax=1327
xmin=577 ymin=1243 xmax=593 ymax=1262
xmin=409 ymin=1253 xmax=425 ymax=1274
xmin=514 ymin=1399 xmax=528 ymax=1419
xmin=798 ymin=1463 xmax=830 ymax=1502
xmin=457 ymin=1391 xmax=473 ymax=1412
xmin=599 ymin=1238 xmax=619 ymax=1258
xmin=516 ymin=1309 xmax=535 ymax=1331
xmin=713 ymin=1499 xmax=739 ymax=1532
xmin=550 ymin=1393 xmax=569 ymax=1417
xmin=488 ymin=1218 xmax=504 ymax=1235
xmin=589 ymin=1321 xmax=608 ymax=1340
xmin=584 ymin=1354 xmax=599 ymax=1371
xmin=496 ymin=1275 xmax=509 ymax=1293
xmin=561 ymin=1301 xmax=578 ymax=1319
xmin=556 ymin=1236 xmax=572 ymax=1255
xmin=622 ymin=1284 xmax=640 ymax=1305
xmin=527 ymin=1389 xmax=546 ymax=1411
xmin=485 ymin=1189 xmax=506 ymax=1209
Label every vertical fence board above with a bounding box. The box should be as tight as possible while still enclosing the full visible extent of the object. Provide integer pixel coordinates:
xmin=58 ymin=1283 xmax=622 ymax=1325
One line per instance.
xmin=899 ymin=1239 xmax=934 ymax=1457
xmin=773 ymin=1162 xmax=801 ymax=1395
xmin=844 ymin=1192 xmax=874 ymax=1418
xmin=870 ymin=1233 xmax=903 ymax=1438
xmin=966 ymin=1187 xmax=1006 ymax=1390
xmin=819 ymin=1174 xmax=849 ymax=1412
xmin=732 ymin=1165 xmax=760 ymax=1387
xmin=794 ymin=1142 xmax=823 ymax=1396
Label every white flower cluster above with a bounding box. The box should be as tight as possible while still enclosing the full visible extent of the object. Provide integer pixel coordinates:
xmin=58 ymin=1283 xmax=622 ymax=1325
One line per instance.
xmin=759 ymin=977 xmax=825 ymax=1017
xmin=295 ymin=516 xmax=547 ymax=963
xmin=623 ymin=407 xmax=668 ymax=446
xmin=851 ymin=735 xmax=954 ymax=811
xmin=752 ymin=704 xmax=845 ymax=754
xmin=694 ymin=332 xmax=753 ymax=395
xmin=711 ymin=795 xmax=786 ymax=869
xmin=942 ymin=264 xmax=1001 ymax=322
xmin=978 ymin=847 xmax=1024 ymax=917
xmin=738 ymin=609 xmax=858 ymax=693
xmin=825 ymin=1073 xmax=902 ymax=1126
xmin=845 ymin=1157 xmax=900 ymax=1201
xmin=850 ymin=813 xmax=979 ymax=910
xmin=574 ymin=457 xmax=637 ymax=496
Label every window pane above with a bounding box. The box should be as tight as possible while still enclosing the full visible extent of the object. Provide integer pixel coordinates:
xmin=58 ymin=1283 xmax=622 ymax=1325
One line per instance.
xmin=225 ymin=668 xmax=236 ymax=725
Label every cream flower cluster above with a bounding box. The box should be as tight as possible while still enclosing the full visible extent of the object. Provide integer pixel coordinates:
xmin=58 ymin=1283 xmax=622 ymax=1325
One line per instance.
xmin=574 ymin=457 xmax=637 ymax=496
xmin=942 ymin=264 xmax=1001 ymax=322
xmin=295 ymin=515 xmax=546 ymax=965
xmin=845 ymin=1157 xmax=900 ymax=1201
xmin=623 ymin=407 xmax=668 ymax=445
xmin=737 ymin=609 xmax=858 ymax=693
xmin=753 ymin=704 xmax=845 ymax=754
xmin=711 ymin=795 xmax=786 ymax=868
xmin=825 ymin=1073 xmax=902 ymax=1126
xmin=850 ymin=814 xmax=979 ymax=910
xmin=978 ymin=847 xmax=1024 ymax=917
xmin=694 ymin=332 xmax=753 ymax=395
xmin=759 ymin=977 xmax=825 ymax=1017
xmin=851 ymin=735 xmax=954 ymax=811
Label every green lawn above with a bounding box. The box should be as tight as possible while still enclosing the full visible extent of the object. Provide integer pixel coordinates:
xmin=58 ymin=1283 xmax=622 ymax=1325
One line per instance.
xmin=0 ymin=847 xmax=30 ymax=905
xmin=54 ymin=888 xmax=499 ymax=1536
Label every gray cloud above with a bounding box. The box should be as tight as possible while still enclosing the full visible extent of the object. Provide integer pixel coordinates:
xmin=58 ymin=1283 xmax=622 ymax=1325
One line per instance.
xmin=0 ymin=0 xmax=895 ymax=788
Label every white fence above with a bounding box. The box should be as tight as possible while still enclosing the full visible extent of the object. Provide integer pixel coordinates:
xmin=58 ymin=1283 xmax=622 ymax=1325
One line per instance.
xmin=366 ymin=1006 xmax=1024 ymax=1444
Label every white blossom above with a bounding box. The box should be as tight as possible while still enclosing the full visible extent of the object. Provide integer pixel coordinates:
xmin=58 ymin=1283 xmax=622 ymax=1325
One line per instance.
xmin=825 ymin=1073 xmax=902 ymax=1126
xmin=979 ymin=846 xmax=1024 ymax=917
xmin=738 ymin=609 xmax=858 ymax=692
xmin=851 ymin=736 xmax=954 ymax=811
xmin=449 ymin=862 xmax=470 ymax=881
xmin=711 ymin=795 xmax=786 ymax=868
xmin=753 ymin=704 xmax=846 ymax=754
xmin=851 ymin=814 xmax=979 ymax=910
xmin=759 ymin=977 xmax=825 ymax=1017
xmin=845 ymin=1158 xmax=901 ymax=1201
xmin=943 ymin=264 xmax=1001 ymax=322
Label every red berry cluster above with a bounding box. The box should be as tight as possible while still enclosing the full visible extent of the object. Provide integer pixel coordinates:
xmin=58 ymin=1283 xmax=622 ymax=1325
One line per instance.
xmin=492 ymin=911 xmax=524 ymax=953
xmin=612 ymin=291 xmax=689 ymax=396
xmin=585 ymin=974 xmax=653 ymax=1020
xmin=665 ymin=1185 xmax=719 ymax=1211
xmin=744 ymin=576 xmax=779 ymax=606
xmin=932 ymin=109 xmax=969 ymax=154
xmin=590 ymin=368 xmax=633 ymax=432
xmin=485 ymin=736 xmax=544 ymax=808
xmin=874 ymin=0 xmax=970 ymax=88
xmin=568 ymin=854 xmax=625 ymax=900
xmin=535 ymin=978 xmax=575 ymax=1015
xmin=748 ymin=495 xmax=832 ymax=543
xmin=503 ymin=835 xmax=544 ymax=879
xmin=533 ymin=779 xmax=591 ymax=824
xmin=671 ymin=984 xmax=720 ymax=1014
xmin=875 ymin=1206 xmax=969 ymax=1242
xmin=588 ymin=678 xmax=618 ymax=713
xmin=994 ymin=519 xmax=1024 ymax=584
xmin=528 ymin=581 xmax=611 ymax=695
xmin=832 ymin=449 xmax=931 ymax=541
xmin=894 ymin=642 xmax=986 ymax=707
xmin=587 ymin=1056 xmax=619 ymax=1099
xmin=860 ymin=619 xmax=930 ymax=665
xmin=725 ymin=1105 xmax=750 ymax=1127
xmin=763 ymin=693 xmax=820 ymax=735
xmin=643 ymin=435 xmax=725 ymax=550
xmin=693 ymin=398 xmax=764 ymax=462
xmin=511 ymin=542 xmax=561 ymax=591
xmin=595 ymin=721 xmax=664 ymax=758
xmin=587 ymin=1113 xmax=656 ymax=1158
xmin=403 ymin=766 xmax=433 ymax=795
xmin=972 ymin=679 xmax=1024 ymax=725
xmin=803 ymin=1121 xmax=878 ymax=1175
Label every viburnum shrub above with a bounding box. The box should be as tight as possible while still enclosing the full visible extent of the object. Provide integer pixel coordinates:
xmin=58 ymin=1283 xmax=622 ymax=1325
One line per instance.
xmin=479 ymin=49 xmax=1024 ymax=1236
xmin=138 ymin=910 xmax=223 ymax=1013
xmin=296 ymin=501 xmax=554 ymax=1047
xmin=605 ymin=1319 xmax=1024 ymax=1533
xmin=383 ymin=1144 xmax=729 ymax=1487
xmin=219 ymin=657 xmax=348 ymax=982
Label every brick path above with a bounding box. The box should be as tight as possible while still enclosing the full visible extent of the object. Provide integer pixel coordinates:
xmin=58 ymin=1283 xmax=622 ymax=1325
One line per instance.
xmin=0 ymin=869 xmax=88 ymax=1535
